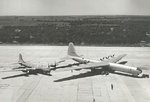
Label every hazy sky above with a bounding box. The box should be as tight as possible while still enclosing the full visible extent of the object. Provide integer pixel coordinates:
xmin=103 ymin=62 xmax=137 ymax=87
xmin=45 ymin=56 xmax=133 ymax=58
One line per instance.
xmin=0 ymin=0 xmax=150 ymax=16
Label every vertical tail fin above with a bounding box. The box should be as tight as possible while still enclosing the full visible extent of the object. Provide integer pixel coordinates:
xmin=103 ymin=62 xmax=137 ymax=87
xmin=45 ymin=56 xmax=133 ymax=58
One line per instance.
xmin=18 ymin=53 xmax=25 ymax=64
xmin=68 ymin=42 xmax=79 ymax=57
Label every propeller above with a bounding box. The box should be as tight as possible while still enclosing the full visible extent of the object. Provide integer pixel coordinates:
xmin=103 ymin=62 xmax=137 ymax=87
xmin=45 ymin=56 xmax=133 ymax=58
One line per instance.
xmin=107 ymin=54 xmax=115 ymax=59
xmin=100 ymin=58 xmax=103 ymax=61
xmin=110 ymin=54 xmax=115 ymax=58
xmin=100 ymin=54 xmax=115 ymax=61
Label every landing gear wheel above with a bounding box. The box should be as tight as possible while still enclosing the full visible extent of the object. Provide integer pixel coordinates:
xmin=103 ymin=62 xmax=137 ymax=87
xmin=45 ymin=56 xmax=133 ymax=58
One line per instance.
xmin=101 ymin=71 xmax=109 ymax=75
xmin=146 ymin=74 xmax=149 ymax=78
xmin=142 ymin=74 xmax=149 ymax=78
xmin=105 ymin=71 xmax=109 ymax=75
xmin=91 ymin=69 xmax=97 ymax=73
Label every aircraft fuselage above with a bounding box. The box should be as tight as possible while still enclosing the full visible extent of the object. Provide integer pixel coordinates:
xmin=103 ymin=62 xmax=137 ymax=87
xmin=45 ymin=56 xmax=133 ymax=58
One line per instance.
xmin=72 ymin=56 xmax=99 ymax=63
xmin=71 ymin=57 xmax=142 ymax=76
xmin=22 ymin=68 xmax=51 ymax=74
xmin=109 ymin=63 xmax=142 ymax=76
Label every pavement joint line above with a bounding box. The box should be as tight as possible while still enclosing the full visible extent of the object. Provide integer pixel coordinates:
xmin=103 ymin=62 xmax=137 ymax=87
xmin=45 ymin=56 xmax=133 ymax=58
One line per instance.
xmin=76 ymin=79 xmax=79 ymax=102
xmin=104 ymin=75 xmax=111 ymax=102
xmin=90 ymin=78 xmax=95 ymax=102
xmin=136 ymin=78 xmax=150 ymax=100
xmin=16 ymin=76 xmax=42 ymax=102
xmin=116 ymin=76 xmax=136 ymax=102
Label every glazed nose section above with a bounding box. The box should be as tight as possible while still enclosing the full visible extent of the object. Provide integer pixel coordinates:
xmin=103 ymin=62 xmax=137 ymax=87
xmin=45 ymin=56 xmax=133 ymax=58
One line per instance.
xmin=137 ymin=67 xmax=142 ymax=74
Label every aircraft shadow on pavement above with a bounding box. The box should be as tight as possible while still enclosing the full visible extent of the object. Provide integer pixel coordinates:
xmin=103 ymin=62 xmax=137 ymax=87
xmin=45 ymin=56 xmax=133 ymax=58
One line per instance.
xmin=2 ymin=73 xmax=52 ymax=79
xmin=54 ymin=71 xmax=103 ymax=82
xmin=2 ymin=72 xmax=52 ymax=79
xmin=54 ymin=70 xmax=143 ymax=82
xmin=40 ymin=73 xmax=52 ymax=76
xmin=2 ymin=73 xmax=30 ymax=79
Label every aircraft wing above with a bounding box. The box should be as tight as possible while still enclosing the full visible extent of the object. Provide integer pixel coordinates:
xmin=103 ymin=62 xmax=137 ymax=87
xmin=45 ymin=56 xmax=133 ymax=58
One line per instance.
xmin=56 ymin=62 xmax=109 ymax=71
xmin=105 ymin=54 xmax=127 ymax=63
xmin=1 ymin=68 xmax=36 ymax=72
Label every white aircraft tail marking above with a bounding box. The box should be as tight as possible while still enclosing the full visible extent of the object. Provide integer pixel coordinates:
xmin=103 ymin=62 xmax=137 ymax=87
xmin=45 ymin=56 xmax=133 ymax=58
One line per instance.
xmin=68 ymin=42 xmax=79 ymax=57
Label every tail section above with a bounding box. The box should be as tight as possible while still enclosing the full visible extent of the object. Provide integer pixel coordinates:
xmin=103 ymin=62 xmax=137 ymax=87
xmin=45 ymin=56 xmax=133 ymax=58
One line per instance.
xmin=68 ymin=42 xmax=79 ymax=57
xmin=61 ymin=42 xmax=80 ymax=60
xmin=18 ymin=53 xmax=25 ymax=64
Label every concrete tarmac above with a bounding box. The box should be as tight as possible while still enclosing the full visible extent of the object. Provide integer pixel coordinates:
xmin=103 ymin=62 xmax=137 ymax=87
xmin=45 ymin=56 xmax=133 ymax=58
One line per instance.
xmin=0 ymin=70 xmax=150 ymax=102
xmin=0 ymin=46 xmax=150 ymax=102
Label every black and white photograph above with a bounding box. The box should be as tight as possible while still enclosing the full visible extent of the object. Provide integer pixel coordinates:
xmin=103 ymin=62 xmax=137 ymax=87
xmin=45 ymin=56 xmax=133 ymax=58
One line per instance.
xmin=0 ymin=0 xmax=150 ymax=102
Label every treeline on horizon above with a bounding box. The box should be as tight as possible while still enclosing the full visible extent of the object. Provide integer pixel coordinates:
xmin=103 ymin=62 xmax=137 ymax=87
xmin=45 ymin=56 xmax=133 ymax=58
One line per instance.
xmin=0 ymin=16 xmax=150 ymax=45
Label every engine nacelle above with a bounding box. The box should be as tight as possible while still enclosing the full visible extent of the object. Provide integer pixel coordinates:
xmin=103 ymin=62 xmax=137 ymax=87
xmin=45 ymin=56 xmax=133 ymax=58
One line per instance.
xmin=109 ymin=63 xmax=142 ymax=76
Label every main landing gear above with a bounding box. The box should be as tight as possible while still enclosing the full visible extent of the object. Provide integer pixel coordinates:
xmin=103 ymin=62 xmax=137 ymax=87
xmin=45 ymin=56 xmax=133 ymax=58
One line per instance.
xmin=142 ymin=74 xmax=149 ymax=78
xmin=101 ymin=71 xmax=109 ymax=75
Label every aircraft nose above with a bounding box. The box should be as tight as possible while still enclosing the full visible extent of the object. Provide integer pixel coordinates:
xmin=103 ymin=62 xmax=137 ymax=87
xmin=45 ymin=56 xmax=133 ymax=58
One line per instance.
xmin=137 ymin=67 xmax=142 ymax=73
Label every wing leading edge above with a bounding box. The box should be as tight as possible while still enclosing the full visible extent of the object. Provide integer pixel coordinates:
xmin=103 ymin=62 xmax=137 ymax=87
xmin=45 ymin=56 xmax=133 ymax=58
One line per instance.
xmin=105 ymin=54 xmax=127 ymax=63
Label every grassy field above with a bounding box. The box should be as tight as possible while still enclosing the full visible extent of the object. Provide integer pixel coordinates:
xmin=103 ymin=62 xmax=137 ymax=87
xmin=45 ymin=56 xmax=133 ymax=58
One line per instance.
xmin=0 ymin=16 xmax=150 ymax=45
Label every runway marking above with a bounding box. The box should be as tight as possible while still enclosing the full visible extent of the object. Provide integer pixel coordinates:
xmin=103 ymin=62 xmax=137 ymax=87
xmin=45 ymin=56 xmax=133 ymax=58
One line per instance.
xmin=114 ymin=75 xmax=136 ymax=102
xmin=77 ymin=78 xmax=94 ymax=102
xmin=136 ymin=79 xmax=150 ymax=101
xmin=15 ymin=76 xmax=41 ymax=102
xmin=92 ymin=75 xmax=108 ymax=102
xmin=0 ymin=84 xmax=9 ymax=89
xmin=122 ymin=76 xmax=150 ymax=102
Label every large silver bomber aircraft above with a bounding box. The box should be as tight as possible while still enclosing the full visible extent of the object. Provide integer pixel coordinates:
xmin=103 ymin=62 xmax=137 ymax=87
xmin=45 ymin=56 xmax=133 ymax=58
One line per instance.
xmin=59 ymin=42 xmax=146 ymax=77
xmin=1 ymin=54 xmax=62 ymax=76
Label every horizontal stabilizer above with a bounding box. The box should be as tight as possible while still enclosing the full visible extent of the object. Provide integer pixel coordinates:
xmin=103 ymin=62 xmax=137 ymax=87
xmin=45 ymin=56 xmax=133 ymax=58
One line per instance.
xmin=118 ymin=61 xmax=128 ymax=65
